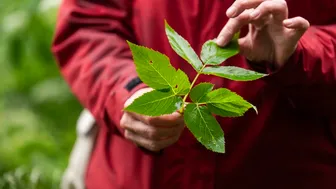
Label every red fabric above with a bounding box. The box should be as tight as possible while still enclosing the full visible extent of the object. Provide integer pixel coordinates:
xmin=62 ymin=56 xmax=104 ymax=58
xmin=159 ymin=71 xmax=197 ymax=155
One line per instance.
xmin=52 ymin=0 xmax=336 ymax=188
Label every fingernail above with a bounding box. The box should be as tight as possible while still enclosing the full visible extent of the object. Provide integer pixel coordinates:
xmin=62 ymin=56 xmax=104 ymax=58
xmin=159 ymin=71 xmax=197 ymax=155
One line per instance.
xmin=226 ymin=6 xmax=237 ymax=17
xmin=250 ymin=10 xmax=260 ymax=19
xmin=216 ymin=36 xmax=223 ymax=44
xmin=216 ymin=36 xmax=228 ymax=46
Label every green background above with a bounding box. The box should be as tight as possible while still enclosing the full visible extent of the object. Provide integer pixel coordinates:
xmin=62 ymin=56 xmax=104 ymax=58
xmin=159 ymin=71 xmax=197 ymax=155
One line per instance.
xmin=0 ymin=0 xmax=82 ymax=188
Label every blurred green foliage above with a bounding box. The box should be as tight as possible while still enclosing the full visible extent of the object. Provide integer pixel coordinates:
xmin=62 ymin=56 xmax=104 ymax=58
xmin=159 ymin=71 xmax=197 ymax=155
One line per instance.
xmin=0 ymin=0 xmax=82 ymax=187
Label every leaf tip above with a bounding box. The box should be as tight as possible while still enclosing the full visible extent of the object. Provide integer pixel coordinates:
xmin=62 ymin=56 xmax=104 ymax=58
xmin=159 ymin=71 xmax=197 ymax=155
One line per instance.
xmin=126 ymin=40 xmax=132 ymax=46
xmin=126 ymin=40 xmax=137 ymax=50
xmin=252 ymin=105 xmax=258 ymax=115
xmin=262 ymin=73 xmax=270 ymax=78
xmin=213 ymin=142 xmax=225 ymax=154
xmin=218 ymin=149 xmax=225 ymax=154
xmin=164 ymin=20 xmax=172 ymax=30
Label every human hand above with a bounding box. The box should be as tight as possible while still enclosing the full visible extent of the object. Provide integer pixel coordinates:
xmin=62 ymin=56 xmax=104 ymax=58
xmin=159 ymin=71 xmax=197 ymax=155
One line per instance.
xmin=216 ymin=0 xmax=310 ymax=68
xmin=120 ymin=88 xmax=185 ymax=152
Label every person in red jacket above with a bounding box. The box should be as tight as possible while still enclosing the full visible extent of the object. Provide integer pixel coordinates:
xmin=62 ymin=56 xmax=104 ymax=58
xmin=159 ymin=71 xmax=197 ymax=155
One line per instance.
xmin=52 ymin=0 xmax=336 ymax=188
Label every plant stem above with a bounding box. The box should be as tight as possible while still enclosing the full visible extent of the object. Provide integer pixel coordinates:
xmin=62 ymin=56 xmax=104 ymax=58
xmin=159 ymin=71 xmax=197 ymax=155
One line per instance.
xmin=179 ymin=65 xmax=206 ymax=113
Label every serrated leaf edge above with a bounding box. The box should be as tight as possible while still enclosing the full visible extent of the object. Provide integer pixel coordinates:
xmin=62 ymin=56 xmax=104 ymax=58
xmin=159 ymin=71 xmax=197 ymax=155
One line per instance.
xmin=127 ymin=41 xmax=192 ymax=95
xmin=185 ymin=104 xmax=225 ymax=153
xmin=164 ymin=20 xmax=203 ymax=71
xmin=206 ymin=88 xmax=258 ymax=116
xmin=201 ymin=66 xmax=268 ymax=81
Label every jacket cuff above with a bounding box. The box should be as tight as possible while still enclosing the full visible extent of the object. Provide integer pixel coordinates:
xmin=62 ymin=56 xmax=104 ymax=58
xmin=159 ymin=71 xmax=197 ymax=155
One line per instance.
xmin=105 ymin=76 xmax=164 ymax=155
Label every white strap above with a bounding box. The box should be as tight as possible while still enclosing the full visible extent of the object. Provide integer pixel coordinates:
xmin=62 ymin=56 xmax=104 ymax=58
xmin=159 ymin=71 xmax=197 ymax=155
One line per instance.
xmin=61 ymin=109 xmax=98 ymax=189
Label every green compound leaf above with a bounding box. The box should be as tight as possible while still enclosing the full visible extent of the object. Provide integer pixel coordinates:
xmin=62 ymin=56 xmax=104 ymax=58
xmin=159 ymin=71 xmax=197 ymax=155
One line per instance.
xmin=165 ymin=21 xmax=203 ymax=71
xmin=201 ymin=40 xmax=239 ymax=65
xmin=200 ymin=32 xmax=240 ymax=65
xmin=202 ymin=66 xmax=267 ymax=81
xmin=127 ymin=41 xmax=190 ymax=94
xmin=184 ymin=104 xmax=225 ymax=153
xmin=124 ymin=90 xmax=183 ymax=116
xmin=189 ymin=83 xmax=214 ymax=103
xmin=205 ymin=88 xmax=257 ymax=117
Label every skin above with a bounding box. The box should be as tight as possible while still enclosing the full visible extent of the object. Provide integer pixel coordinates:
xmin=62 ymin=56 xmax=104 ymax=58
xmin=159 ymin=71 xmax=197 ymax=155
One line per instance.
xmin=121 ymin=0 xmax=310 ymax=151
xmin=120 ymin=88 xmax=185 ymax=152
xmin=216 ymin=0 xmax=310 ymax=67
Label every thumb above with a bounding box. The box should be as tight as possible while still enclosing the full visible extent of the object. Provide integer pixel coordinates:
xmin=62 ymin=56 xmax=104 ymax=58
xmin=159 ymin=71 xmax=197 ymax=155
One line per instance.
xmin=124 ymin=88 xmax=153 ymax=107
xmin=283 ymin=16 xmax=310 ymax=42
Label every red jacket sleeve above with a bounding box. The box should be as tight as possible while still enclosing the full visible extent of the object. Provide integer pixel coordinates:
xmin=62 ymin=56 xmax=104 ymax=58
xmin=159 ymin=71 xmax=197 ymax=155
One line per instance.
xmin=267 ymin=24 xmax=336 ymax=117
xmin=52 ymin=0 xmax=145 ymax=132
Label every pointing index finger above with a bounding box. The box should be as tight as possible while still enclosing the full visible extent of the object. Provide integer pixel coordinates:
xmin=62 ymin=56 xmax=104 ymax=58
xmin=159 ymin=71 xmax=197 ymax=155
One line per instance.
xmin=217 ymin=9 xmax=252 ymax=46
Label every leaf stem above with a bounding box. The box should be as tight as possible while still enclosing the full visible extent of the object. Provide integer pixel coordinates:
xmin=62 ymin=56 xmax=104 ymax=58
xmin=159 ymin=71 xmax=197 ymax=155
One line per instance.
xmin=180 ymin=65 xmax=206 ymax=113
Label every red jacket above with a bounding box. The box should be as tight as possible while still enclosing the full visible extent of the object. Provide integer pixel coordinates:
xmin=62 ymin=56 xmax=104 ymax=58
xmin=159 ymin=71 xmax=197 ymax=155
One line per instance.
xmin=52 ymin=0 xmax=336 ymax=188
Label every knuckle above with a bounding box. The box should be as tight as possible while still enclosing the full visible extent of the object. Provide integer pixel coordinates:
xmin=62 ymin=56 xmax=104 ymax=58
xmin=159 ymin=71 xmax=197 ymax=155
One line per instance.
xmin=260 ymin=1 xmax=272 ymax=10
xmin=224 ymin=25 xmax=235 ymax=36
xmin=261 ymin=0 xmax=286 ymax=12
xmin=120 ymin=114 xmax=129 ymax=128
xmin=236 ymin=14 xmax=248 ymax=22
xmin=277 ymin=0 xmax=287 ymax=7
xmin=273 ymin=0 xmax=287 ymax=11
xmin=146 ymin=116 xmax=155 ymax=125
xmin=124 ymin=130 xmax=132 ymax=140
xmin=237 ymin=10 xmax=251 ymax=22
xmin=237 ymin=0 xmax=248 ymax=7
xmin=147 ymin=128 xmax=159 ymax=139
xmin=278 ymin=2 xmax=287 ymax=11
xmin=148 ymin=142 xmax=160 ymax=151
xmin=161 ymin=136 xmax=179 ymax=149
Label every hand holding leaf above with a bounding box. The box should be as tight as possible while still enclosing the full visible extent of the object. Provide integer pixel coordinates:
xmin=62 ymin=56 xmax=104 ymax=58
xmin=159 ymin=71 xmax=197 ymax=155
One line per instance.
xmin=124 ymin=21 xmax=267 ymax=153
xmin=121 ymin=88 xmax=185 ymax=152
